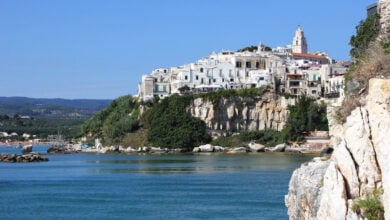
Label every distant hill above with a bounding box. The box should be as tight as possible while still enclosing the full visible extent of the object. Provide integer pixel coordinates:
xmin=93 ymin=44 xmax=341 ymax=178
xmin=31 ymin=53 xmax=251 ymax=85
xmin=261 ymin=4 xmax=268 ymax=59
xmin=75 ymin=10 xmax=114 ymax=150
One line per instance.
xmin=0 ymin=97 xmax=112 ymax=118
xmin=0 ymin=97 xmax=112 ymax=139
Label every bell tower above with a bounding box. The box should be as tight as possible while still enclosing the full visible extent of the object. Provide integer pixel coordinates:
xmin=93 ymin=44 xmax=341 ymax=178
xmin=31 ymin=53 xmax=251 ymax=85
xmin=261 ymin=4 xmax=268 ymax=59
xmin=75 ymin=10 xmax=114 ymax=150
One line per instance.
xmin=292 ymin=26 xmax=308 ymax=54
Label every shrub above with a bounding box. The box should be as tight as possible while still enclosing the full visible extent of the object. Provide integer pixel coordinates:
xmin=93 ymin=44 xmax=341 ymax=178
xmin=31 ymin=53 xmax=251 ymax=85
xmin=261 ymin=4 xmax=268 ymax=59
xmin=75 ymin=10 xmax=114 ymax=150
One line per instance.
xmin=352 ymin=188 xmax=384 ymax=220
xmin=146 ymin=95 xmax=210 ymax=149
xmin=282 ymin=96 xmax=328 ymax=142
xmin=81 ymin=95 xmax=140 ymax=145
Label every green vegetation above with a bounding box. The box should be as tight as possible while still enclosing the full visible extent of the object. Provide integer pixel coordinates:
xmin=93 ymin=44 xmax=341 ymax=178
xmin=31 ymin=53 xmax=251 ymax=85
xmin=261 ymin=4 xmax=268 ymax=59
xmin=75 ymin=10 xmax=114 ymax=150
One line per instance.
xmin=352 ymin=188 xmax=384 ymax=220
xmin=81 ymin=95 xmax=139 ymax=145
xmin=349 ymin=13 xmax=380 ymax=60
xmin=194 ymin=86 xmax=269 ymax=103
xmin=211 ymin=95 xmax=328 ymax=146
xmin=0 ymin=114 xmax=85 ymax=139
xmin=238 ymin=45 xmax=272 ymax=52
xmin=0 ymin=97 xmax=110 ymax=118
xmin=211 ymin=130 xmax=283 ymax=148
xmin=0 ymin=97 xmax=110 ymax=140
xmin=337 ymin=13 xmax=390 ymax=123
xmin=239 ymin=130 xmax=284 ymax=147
xmin=283 ymin=96 xmax=328 ymax=141
xmin=80 ymin=87 xmax=327 ymax=149
xmin=145 ymin=95 xmax=210 ymax=149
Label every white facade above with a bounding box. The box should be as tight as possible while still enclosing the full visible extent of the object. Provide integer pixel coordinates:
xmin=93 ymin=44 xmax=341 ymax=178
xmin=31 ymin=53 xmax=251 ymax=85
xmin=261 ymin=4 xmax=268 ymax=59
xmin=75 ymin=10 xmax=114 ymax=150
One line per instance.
xmin=138 ymin=50 xmax=284 ymax=101
xmin=137 ymin=27 xmax=347 ymax=101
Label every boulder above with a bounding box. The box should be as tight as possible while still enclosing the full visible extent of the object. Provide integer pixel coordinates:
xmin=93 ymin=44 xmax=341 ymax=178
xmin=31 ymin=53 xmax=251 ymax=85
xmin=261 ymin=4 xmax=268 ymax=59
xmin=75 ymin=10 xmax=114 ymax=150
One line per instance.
xmin=192 ymin=147 xmax=200 ymax=152
xmin=227 ymin=147 xmax=248 ymax=153
xmin=214 ymin=146 xmax=225 ymax=152
xmin=22 ymin=145 xmax=33 ymax=154
xmin=0 ymin=153 xmax=48 ymax=163
xmin=271 ymin=143 xmax=286 ymax=152
xmin=198 ymin=144 xmax=214 ymax=152
xmin=248 ymin=142 xmax=265 ymax=152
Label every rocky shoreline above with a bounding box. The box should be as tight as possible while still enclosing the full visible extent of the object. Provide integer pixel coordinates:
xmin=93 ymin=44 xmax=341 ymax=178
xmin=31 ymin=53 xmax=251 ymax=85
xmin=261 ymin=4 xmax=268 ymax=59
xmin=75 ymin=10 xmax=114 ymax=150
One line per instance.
xmin=65 ymin=142 xmax=327 ymax=155
xmin=0 ymin=153 xmax=48 ymax=163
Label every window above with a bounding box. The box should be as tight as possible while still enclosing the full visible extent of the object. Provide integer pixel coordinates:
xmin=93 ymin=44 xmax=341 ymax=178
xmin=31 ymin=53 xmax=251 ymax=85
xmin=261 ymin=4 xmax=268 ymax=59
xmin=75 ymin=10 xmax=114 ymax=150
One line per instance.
xmin=256 ymin=62 xmax=260 ymax=68
xmin=163 ymin=85 xmax=167 ymax=92
xmin=185 ymin=75 xmax=188 ymax=80
xmin=200 ymin=68 xmax=204 ymax=73
xmin=222 ymin=78 xmax=225 ymax=82
xmin=164 ymin=69 xmax=167 ymax=73
xmin=246 ymin=71 xmax=249 ymax=77
xmin=219 ymin=69 xmax=222 ymax=76
xmin=246 ymin=61 xmax=251 ymax=68
xmin=196 ymin=75 xmax=199 ymax=80
xmin=154 ymin=85 xmax=158 ymax=92
xmin=201 ymin=78 xmax=204 ymax=84
xmin=230 ymin=78 xmax=234 ymax=82
xmin=213 ymin=79 xmax=216 ymax=83
xmin=259 ymin=77 xmax=264 ymax=81
xmin=236 ymin=61 xmax=242 ymax=68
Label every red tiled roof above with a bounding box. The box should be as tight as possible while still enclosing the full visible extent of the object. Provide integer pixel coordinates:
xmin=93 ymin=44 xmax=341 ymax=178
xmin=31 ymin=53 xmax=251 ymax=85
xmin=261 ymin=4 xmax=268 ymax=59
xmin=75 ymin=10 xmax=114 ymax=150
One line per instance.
xmin=291 ymin=52 xmax=329 ymax=60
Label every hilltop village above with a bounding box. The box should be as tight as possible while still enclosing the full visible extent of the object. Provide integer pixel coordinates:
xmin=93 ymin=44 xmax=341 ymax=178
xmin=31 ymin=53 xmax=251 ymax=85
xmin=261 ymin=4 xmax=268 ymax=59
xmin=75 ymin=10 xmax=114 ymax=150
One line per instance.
xmin=138 ymin=26 xmax=348 ymax=103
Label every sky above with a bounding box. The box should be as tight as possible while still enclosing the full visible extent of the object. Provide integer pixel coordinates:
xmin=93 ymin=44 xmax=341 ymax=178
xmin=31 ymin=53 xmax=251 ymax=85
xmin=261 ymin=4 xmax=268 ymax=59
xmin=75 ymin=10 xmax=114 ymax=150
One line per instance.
xmin=0 ymin=0 xmax=376 ymax=99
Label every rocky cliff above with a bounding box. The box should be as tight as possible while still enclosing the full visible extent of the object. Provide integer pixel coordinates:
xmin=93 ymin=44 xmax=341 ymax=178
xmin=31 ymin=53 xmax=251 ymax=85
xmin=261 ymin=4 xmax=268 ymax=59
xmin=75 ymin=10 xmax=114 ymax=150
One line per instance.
xmin=187 ymin=95 xmax=293 ymax=136
xmin=285 ymin=79 xmax=390 ymax=219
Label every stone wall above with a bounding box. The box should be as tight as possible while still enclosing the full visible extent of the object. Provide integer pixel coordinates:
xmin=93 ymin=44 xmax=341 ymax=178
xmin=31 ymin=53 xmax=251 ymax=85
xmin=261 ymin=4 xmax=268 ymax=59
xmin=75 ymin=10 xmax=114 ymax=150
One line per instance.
xmin=379 ymin=0 xmax=390 ymax=39
xmin=187 ymin=95 xmax=293 ymax=136
xmin=285 ymin=79 xmax=390 ymax=219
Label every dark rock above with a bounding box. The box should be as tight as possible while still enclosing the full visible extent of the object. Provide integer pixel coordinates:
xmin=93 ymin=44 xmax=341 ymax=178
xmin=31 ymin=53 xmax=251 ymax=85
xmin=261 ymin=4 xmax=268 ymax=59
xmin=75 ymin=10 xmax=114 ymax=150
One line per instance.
xmin=320 ymin=147 xmax=334 ymax=157
xmin=0 ymin=153 xmax=48 ymax=163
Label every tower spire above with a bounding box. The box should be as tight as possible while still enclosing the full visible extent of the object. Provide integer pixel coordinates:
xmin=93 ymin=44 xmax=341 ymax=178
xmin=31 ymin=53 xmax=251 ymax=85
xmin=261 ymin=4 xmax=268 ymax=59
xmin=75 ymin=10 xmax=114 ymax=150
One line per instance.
xmin=292 ymin=26 xmax=308 ymax=54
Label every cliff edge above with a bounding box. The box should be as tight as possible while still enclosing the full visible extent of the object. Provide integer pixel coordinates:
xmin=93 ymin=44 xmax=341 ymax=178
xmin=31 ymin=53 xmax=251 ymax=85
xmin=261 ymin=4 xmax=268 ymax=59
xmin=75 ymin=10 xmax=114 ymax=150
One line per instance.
xmin=286 ymin=78 xmax=390 ymax=219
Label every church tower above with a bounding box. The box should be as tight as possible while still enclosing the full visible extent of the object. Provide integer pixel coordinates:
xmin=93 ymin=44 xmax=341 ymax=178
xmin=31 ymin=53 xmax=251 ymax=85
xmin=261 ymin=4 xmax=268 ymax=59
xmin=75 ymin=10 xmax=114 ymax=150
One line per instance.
xmin=292 ymin=26 xmax=308 ymax=54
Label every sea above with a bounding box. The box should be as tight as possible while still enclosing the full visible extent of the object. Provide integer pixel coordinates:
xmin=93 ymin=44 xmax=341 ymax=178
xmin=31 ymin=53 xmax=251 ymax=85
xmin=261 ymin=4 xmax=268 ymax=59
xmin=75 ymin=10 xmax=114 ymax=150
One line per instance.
xmin=0 ymin=145 xmax=311 ymax=220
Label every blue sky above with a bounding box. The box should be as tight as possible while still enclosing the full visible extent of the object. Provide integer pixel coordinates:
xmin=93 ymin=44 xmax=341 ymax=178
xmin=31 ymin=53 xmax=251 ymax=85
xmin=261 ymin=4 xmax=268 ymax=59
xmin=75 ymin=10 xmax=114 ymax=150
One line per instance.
xmin=0 ymin=0 xmax=376 ymax=99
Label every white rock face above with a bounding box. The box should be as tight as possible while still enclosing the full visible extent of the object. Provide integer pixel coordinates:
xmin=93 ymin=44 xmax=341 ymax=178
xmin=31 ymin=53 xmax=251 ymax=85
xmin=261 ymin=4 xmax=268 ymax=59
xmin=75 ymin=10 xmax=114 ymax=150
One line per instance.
xmin=286 ymin=79 xmax=390 ymax=219
xmin=187 ymin=96 xmax=290 ymax=136
xmin=316 ymin=162 xmax=347 ymax=220
xmin=285 ymin=158 xmax=330 ymax=220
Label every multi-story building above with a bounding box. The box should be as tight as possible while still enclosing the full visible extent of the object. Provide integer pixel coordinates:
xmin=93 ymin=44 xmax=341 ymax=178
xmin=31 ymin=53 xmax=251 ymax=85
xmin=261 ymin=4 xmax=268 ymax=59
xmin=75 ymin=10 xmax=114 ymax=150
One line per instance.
xmin=138 ymin=27 xmax=347 ymax=101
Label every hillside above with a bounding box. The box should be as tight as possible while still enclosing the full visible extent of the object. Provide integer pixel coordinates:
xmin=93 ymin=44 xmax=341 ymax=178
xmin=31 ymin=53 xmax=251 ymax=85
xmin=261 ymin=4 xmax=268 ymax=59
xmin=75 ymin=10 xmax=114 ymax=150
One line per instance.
xmin=0 ymin=97 xmax=111 ymax=118
xmin=0 ymin=97 xmax=111 ymax=139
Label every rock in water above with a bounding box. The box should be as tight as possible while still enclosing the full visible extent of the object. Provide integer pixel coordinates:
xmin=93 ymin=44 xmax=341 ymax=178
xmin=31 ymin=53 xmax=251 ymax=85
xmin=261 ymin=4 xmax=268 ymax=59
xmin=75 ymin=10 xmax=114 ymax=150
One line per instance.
xmin=22 ymin=145 xmax=33 ymax=154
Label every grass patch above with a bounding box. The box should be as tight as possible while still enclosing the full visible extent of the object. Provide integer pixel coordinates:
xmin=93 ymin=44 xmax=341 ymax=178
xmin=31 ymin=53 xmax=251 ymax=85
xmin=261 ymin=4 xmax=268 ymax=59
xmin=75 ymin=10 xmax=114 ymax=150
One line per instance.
xmin=352 ymin=188 xmax=384 ymax=220
xmin=121 ymin=129 xmax=149 ymax=147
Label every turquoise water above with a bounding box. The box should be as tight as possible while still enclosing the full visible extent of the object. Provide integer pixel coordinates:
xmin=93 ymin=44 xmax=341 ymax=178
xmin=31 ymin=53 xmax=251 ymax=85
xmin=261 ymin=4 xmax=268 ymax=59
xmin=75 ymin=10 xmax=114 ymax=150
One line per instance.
xmin=0 ymin=146 xmax=310 ymax=220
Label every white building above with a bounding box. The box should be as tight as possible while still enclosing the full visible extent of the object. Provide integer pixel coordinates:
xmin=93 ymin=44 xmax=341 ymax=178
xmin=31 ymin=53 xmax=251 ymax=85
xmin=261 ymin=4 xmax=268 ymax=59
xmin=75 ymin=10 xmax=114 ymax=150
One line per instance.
xmin=138 ymin=27 xmax=345 ymax=101
xmin=138 ymin=48 xmax=285 ymax=101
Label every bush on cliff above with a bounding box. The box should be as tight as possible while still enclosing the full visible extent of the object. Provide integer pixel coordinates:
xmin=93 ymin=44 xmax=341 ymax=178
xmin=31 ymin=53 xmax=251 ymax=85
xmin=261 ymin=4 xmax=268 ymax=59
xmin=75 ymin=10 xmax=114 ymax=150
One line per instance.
xmin=81 ymin=95 xmax=140 ymax=144
xmin=282 ymin=96 xmax=328 ymax=141
xmin=337 ymin=12 xmax=390 ymax=123
xmin=146 ymin=95 xmax=210 ymax=149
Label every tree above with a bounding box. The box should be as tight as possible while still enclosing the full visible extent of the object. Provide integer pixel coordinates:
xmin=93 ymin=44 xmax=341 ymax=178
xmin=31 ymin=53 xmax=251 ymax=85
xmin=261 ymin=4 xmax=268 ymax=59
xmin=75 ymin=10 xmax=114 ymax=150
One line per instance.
xmin=350 ymin=13 xmax=380 ymax=60
xmin=282 ymin=96 xmax=328 ymax=142
xmin=146 ymin=95 xmax=210 ymax=149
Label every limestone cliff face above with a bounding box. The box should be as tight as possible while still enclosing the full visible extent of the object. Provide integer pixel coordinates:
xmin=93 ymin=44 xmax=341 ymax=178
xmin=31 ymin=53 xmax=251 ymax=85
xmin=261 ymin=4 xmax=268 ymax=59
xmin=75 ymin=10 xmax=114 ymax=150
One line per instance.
xmin=285 ymin=79 xmax=390 ymax=219
xmin=187 ymin=96 xmax=293 ymax=136
xmin=379 ymin=0 xmax=390 ymax=39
